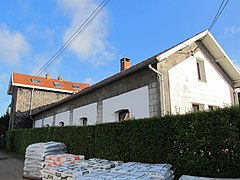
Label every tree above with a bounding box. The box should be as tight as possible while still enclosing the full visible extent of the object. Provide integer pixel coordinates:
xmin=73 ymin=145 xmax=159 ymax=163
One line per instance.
xmin=0 ymin=111 xmax=10 ymax=136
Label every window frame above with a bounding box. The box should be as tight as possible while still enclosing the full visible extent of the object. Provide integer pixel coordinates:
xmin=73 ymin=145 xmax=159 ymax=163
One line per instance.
xmin=79 ymin=117 xmax=88 ymax=126
xmin=208 ymin=105 xmax=218 ymax=111
xmin=59 ymin=121 xmax=64 ymax=126
xmin=31 ymin=79 xmax=41 ymax=83
xmin=72 ymin=84 xmax=81 ymax=89
xmin=192 ymin=103 xmax=204 ymax=112
xmin=196 ymin=58 xmax=207 ymax=82
xmin=115 ymin=109 xmax=130 ymax=122
xmin=53 ymin=82 xmax=62 ymax=88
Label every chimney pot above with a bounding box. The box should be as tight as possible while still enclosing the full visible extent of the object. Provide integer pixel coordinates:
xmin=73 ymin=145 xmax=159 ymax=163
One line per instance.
xmin=58 ymin=76 xmax=62 ymax=81
xmin=46 ymin=73 xmax=51 ymax=79
xmin=120 ymin=57 xmax=131 ymax=71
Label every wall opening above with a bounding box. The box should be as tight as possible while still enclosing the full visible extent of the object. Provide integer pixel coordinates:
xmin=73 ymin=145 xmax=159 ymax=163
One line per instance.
xmin=115 ymin=109 xmax=130 ymax=122
xmin=80 ymin=117 xmax=87 ymax=126
xmin=196 ymin=58 xmax=206 ymax=82
xmin=59 ymin=121 xmax=64 ymax=126
xmin=192 ymin=103 xmax=204 ymax=112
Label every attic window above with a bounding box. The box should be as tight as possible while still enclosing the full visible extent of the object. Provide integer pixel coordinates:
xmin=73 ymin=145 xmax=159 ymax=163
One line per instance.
xmin=72 ymin=84 xmax=80 ymax=89
xmin=196 ymin=59 xmax=206 ymax=82
xmin=53 ymin=82 xmax=62 ymax=88
xmin=31 ymin=79 xmax=41 ymax=83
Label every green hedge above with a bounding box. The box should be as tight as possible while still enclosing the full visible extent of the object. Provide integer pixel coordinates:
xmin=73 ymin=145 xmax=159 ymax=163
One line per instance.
xmin=6 ymin=106 xmax=240 ymax=178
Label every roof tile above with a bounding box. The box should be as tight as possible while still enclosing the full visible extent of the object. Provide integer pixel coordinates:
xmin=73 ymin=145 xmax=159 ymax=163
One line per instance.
xmin=12 ymin=72 xmax=89 ymax=93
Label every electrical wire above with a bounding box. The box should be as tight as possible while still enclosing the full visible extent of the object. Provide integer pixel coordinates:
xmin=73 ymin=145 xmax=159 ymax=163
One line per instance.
xmin=5 ymin=0 xmax=110 ymax=112
xmin=34 ymin=0 xmax=110 ymax=77
xmin=208 ymin=0 xmax=230 ymax=31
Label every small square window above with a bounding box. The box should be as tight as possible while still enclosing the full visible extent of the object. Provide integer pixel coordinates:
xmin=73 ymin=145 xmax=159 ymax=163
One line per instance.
xmin=208 ymin=105 xmax=218 ymax=110
xmin=31 ymin=79 xmax=41 ymax=83
xmin=53 ymin=82 xmax=62 ymax=88
xmin=72 ymin=84 xmax=80 ymax=89
xmin=192 ymin=104 xmax=199 ymax=112
xmin=192 ymin=104 xmax=204 ymax=112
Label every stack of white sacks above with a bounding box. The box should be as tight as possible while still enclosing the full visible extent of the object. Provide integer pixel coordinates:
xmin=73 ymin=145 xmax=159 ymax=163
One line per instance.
xmin=24 ymin=142 xmax=174 ymax=179
xmin=42 ymin=158 xmax=123 ymax=180
xmin=179 ymin=175 xmax=239 ymax=180
xmin=42 ymin=158 xmax=174 ymax=180
xmin=23 ymin=141 xmax=67 ymax=179
xmin=44 ymin=153 xmax=85 ymax=166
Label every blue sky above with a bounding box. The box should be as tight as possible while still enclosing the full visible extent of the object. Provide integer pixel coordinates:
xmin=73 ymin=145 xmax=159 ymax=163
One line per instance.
xmin=0 ymin=0 xmax=240 ymax=115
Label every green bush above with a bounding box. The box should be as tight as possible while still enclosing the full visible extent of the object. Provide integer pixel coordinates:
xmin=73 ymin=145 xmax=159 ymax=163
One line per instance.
xmin=6 ymin=106 xmax=240 ymax=178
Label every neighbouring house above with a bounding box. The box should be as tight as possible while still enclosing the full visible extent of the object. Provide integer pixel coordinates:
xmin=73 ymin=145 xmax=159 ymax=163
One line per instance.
xmin=7 ymin=72 xmax=89 ymax=129
xmin=28 ymin=30 xmax=240 ymax=127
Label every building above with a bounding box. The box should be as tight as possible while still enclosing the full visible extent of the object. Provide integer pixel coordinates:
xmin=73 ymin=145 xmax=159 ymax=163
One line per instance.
xmin=30 ymin=30 xmax=240 ymax=127
xmin=7 ymin=72 xmax=89 ymax=129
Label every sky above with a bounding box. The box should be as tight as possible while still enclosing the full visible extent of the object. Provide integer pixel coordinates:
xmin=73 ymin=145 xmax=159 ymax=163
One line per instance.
xmin=0 ymin=0 xmax=240 ymax=116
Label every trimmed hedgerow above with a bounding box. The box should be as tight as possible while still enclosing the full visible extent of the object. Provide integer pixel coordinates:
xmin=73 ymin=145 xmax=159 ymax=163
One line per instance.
xmin=6 ymin=106 xmax=240 ymax=178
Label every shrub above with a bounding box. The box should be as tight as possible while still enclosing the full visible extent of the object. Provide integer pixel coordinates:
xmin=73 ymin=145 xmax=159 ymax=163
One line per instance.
xmin=6 ymin=106 xmax=240 ymax=178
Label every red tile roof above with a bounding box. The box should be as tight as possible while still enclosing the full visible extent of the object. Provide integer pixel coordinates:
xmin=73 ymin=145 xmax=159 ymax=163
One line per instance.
xmin=9 ymin=72 xmax=89 ymax=94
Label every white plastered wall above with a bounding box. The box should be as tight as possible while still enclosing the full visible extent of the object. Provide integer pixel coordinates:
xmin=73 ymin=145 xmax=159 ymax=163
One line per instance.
xmin=73 ymin=103 xmax=97 ymax=126
xmin=55 ymin=111 xmax=70 ymax=126
xmin=43 ymin=116 xmax=54 ymax=126
xmin=103 ymin=86 xmax=149 ymax=122
xmin=169 ymin=50 xmax=232 ymax=114
xmin=34 ymin=119 xmax=42 ymax=128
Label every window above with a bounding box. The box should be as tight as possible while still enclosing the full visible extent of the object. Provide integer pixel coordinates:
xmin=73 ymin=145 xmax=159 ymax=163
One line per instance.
xmin=192 ymin=104 xmax=199 ymax=112
xmin=192 ymin=104 xmax=204 ymax=112
xmin=53 ymin=82 xmax=62 ymax=88
xmin=238 ymin=92 xmax=240 ymax=104
xmin=196 ymin=59 xmax=206 ymax=82
xmin=208 ymin=105 xmax=218 ymax=111
xmin=59 ymin=121 xmax=64 ymax=126
xmin=31 ymin=79 xmax=41 ymax=83
xmin=72 ymin=84 xmax=80 ymax=89
xmin=45 ymin=124 xmax=50 ymax=127
xmin=80 ymin=117 xmax=87 ymax=126
xmin=115 ymin=109 xmax=130 ymax=122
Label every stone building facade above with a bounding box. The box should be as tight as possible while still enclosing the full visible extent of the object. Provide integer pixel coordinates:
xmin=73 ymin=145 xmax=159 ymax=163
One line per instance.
xmin=33 ymin=65 xmax=161 ymax=126
xmin=8 ymin=73 xmax=89 ymax=129
xmin=30 ymin=30 xmax=240 ymax=127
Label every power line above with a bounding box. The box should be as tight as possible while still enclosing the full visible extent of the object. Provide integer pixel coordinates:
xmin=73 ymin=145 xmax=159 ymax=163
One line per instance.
xmin=208 ymin=0 xmax=230 ymax=31
xmin=6 ymin=0 xmax=110 ymax=110
xmin=34 ymin=0 xmax=110 ymax=77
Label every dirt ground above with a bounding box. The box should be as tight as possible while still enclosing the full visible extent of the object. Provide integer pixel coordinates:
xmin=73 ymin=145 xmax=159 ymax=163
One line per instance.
xmin=0 ymin=150 xmax=24 ymax=180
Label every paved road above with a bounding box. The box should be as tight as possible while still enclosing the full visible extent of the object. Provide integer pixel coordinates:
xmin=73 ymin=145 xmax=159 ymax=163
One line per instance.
xmin=0 ymin=150 xmax=24 ymax=180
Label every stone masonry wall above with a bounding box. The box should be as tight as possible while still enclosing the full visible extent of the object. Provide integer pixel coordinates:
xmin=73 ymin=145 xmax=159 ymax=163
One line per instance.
xmin=34 ymin=67 xmax=161 ymax=124
xmin=12 ymin=87 xmax=71 ymax=128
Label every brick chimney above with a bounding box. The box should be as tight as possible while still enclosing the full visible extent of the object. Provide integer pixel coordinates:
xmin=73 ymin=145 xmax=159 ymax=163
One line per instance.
xmin=58 ymin=76 xmax=62 ymax=81
xmin=120 ymin=57 xmax=131 ymax=71
xmin=46 ymin=73 xmax=51 ymax=79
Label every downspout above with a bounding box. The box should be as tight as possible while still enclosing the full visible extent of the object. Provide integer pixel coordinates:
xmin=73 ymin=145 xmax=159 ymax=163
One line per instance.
xmin=29 ymin=88 xmax=35 ymax=128
xmin=148 ymin=64 xmax=166 ymax=116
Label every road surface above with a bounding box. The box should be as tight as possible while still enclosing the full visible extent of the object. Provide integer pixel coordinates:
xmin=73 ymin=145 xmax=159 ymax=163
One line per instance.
xmin=0 ymin=150 xmax=24 ymax=180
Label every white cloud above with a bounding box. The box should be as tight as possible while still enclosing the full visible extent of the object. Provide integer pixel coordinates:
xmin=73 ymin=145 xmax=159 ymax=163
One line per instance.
xmin=224 ymin=26 xmax=240 ymax=35
xmin=83 ymin=77 xmax=95 ymax=85
xmin=26 ymin=24 xmax=56 ymax=52
xmin=27 ymin=53 xmax=61 ymax=78
xmin=0 ymin=73 xmax=7 ymax=81
xmin=0 ymin=73 xmax=8 ymax=94
xmin=58 ymin=0 xmax=115 ymax=66
xmin=0 ymin=25 xmax=30 ymax=65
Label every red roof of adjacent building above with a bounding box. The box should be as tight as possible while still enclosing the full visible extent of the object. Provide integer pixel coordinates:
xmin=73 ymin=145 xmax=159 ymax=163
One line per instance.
xmin=8 ymin=72 xmax=89 ymax=94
